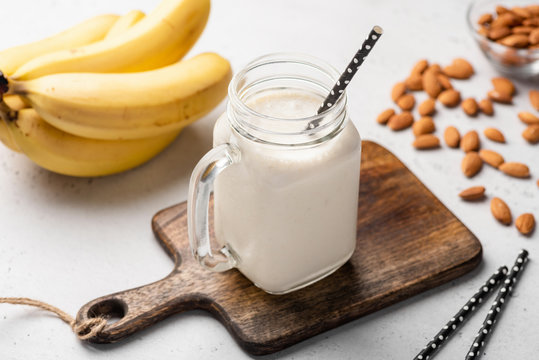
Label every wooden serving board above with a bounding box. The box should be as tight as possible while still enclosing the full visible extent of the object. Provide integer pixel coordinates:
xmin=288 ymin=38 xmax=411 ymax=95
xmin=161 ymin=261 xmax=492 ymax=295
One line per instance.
xmin=76 ymin=141 xmax=482 ymax=355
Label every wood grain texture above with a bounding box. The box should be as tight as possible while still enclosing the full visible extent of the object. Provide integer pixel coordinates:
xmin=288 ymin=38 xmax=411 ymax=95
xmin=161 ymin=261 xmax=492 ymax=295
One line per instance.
xmin=76 ymin=141 xmax=482 ymax=355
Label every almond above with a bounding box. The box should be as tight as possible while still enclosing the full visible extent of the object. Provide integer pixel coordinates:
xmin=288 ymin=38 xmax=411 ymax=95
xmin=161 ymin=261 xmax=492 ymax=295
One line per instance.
xmin=491 ymin=77 xmax=516 ymax=96
xmin=459 ymin=186 xmax=486 ymax=200
xmin=499 ymin=162 xmax=530 ymax=178
xmin=483 ymin=127 xmax=506 ymax=143
xmin=418 ymin=98 xmax=436 ymax=116
xmin=491 ymin=197 xmax=512 ymax=225
xmin=491 ymin=12 xmax=521 ymax=28
xmin=377 ymin=108 xmax=395 ymax=125
xmin=391 ymin=82 xmax=407 ymax=102
xmin=413 ymin=134 xmax=440 ymax=149
xmin=516 ymin=213 xmax=536 ymax=235
xmin=488 ymin=90 xmax=512 ymax=104
xmin=438 ymin=89 xmax=461 ymax=107
xmin=530 ymin=90 xmax=539 ymax=111
xmin=478 ymin=13 xmax=493 ymax=25
xmin=443 ymin=58 xmax=474 ymax=79
xmin=496 ymin=5 xmax=510 ymax=15
xmin=530 ymin=28 xmax=539 ymax=45
xmin=479 ymin=149 xmax=505 ymax=168
xmin=461 ymin=130 xmax=480 ymax=152
xmin=512 ymin=26 xmax=535 ymax=34
xmin=427 ymin=64 xmax=442 ymax=74
xmin=461 ymin=152 xmax=483 ymax=177
xmin=518 ymin=111 xmax=539 ymax=125
xmin=444 ymin=126 xmax=460 ymax=148
xmin=422 ymin=68 xmax=442 ymax=98
xmin=512 ymin=7 xmax=532 ymax=19
xmin=528 ymin=5 xmax=539 ymax=16
xmin=478 ymin=99 xmax=494 ymax=115
xmin=461 ymin=98 xmax=479 ymax=116
xmin=405 ymin=73 xmax=423 ymax=91
xmin=488 ymin=26 xmax=512 ymax=40
xmin=499 ymin=34 xmax=529 ymax=48
xmin=410 ymin=59 xmax=429 ymax=75
xmin=387 ymin=112 xmax=414 ymax=131
xmin=413 ymin=116 xmax=435 ymax=137
xmin=523 ymin=125 xmax=539 ymax=143
xmin=523 ymin=17 xmax=539 ymax=26
xmin=397 ymin=93 xmax=415 ymax=111
xmin=437 ymin=73 xmax=453 ymax=89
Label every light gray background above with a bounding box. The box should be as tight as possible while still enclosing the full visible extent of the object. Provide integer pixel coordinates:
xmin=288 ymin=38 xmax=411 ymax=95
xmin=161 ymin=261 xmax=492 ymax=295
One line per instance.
xmin=1 ymin=0 xmax=537 ymax=359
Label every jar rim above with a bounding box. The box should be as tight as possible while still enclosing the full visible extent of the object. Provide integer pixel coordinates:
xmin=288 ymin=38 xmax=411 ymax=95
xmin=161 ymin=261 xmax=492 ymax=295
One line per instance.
xmin=228 ymin=52 xmax=347 ymax=124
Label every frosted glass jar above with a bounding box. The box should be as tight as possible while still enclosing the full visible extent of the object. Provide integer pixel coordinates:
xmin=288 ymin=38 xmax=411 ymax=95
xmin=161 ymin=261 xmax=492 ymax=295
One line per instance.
xmin=188 ymin=53 xmax=361 ymax=294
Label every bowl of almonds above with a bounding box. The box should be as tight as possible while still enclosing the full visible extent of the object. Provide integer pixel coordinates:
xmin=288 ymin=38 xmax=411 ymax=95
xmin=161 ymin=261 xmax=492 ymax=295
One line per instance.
xmin=467 ymin=0 xmax=539 ymax=78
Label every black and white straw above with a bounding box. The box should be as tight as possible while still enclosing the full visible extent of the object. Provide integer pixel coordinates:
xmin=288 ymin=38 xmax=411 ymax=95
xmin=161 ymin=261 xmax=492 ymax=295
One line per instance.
xmin=464 ymin=249 xmax=529 ymax=360
xmin=412 ymin=266 xmax=508 ymax=360
xmin=317 ymin=25 xmax=383 ymax=115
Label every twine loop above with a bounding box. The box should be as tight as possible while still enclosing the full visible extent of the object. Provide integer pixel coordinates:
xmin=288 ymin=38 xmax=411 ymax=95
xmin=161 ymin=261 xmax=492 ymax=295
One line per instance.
xmin=0 ymin=297 xmax=107 ymax=341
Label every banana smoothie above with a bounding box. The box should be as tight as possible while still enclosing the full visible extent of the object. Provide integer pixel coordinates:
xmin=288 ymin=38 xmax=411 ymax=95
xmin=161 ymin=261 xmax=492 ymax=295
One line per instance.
xmin=212 ymin=89 xmax=361 ymax=294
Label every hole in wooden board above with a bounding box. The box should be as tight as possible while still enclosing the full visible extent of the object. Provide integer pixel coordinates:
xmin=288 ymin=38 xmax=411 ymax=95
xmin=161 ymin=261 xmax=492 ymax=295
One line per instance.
xmin=88 ymin=299 xmax=126 ymax=325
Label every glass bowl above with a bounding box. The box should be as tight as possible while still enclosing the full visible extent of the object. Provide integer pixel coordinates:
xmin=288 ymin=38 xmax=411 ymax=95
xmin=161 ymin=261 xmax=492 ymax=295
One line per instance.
xmin=466 ymin=0 xmax=539 ymax=79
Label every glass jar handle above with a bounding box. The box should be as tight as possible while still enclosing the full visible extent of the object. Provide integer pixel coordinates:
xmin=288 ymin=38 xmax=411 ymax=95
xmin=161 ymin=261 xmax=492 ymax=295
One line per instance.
xmin=187 ymin=143 xmax=241 ymax=272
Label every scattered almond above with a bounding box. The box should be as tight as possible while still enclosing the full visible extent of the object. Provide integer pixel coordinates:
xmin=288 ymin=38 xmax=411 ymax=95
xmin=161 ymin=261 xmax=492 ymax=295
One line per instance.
xmin=491 ymin=197 xmax=512 ymax=225
xmin=523 ymin=125 xmax=539 ymax=143
xmin=461 ymin=152 xmax=483 ymax=177
xmin=513 ymin=26 xmax=535 ymax=34
xmin=515 ymin=213 xmax=535 ymax=235
xmin=387 ymin=112 xmax=414 ymax=131
xmin=478 ymin=99 xmax=494 ymax=116
xmin=483 ymin=127 xmax=505 ymax=143
xmin=437 ymin=74 xmax=453 ymax=89
xmin=413 ymin=116 xmax=435 ymax=137
xmin=518 ymin=111 xmax=539 ymax=125
xmin=462 ymin=98 xmax=479 ymax=116
xmin=444 ymin=126 xmax=460 ymax=148
xmin=459 ymin=186 xmax=486 ymax=200
xmin=511 ymin=7 xmax=532 ymax=19
xmin=460 ymin=130 xmax=480 ymax=152
xmin=411 ymin=59 xmax=429 ymax=75
xmin=377 ymin=108 xmax=395 ymax=125
xmin=405 ymin=73 xmax=423 ymax=91
xmin=413 ymin=134 xmax=440 ymax=149
xmin=418 ymin=98 xmax=436 ymax=116
xmin=479 ymin=149 xmax=505 ymax=168
xmin=491 ymin=77 xmax=516 ymax=96
xmin=495 ymin=5 xmax=509 ymax=15
xmin=422 ymin=68 xmax=442 ymax=98
xmin=530 ymin=90 xmax=539 ymax=111
xmin=397 ymin=93 xmax=416 ymax=111
xmin=499 ymin=162 xmax=530 ymax=178
xmin=443 ymin=58 xmax=474 ymax=79
xmin=391 ymin=82 xmax=407 ymax=102
xmin=487 ymin=90 xmax=512 ymax=104
xmin=438 ymin=89 xmax=461 ymax=107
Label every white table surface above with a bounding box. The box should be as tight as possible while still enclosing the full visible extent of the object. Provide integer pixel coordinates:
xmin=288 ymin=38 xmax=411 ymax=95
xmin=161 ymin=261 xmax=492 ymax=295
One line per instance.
xmin=1 ymin=0 xmax=538 ymax=359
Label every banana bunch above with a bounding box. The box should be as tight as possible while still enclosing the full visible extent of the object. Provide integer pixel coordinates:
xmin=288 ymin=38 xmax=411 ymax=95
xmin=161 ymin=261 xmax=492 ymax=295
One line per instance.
xmin=0 ymin=0 xmax=232 ymax=177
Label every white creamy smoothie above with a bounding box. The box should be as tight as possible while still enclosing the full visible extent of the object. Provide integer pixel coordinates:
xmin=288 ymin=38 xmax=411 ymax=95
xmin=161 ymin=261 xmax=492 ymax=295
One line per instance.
xmin=212 ymin=89 xmax=361 ymax=294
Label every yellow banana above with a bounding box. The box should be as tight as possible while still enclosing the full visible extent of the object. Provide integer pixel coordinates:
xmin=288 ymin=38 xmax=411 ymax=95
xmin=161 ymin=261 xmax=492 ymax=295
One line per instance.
xmin=0 ymin=117 xmax=19 ymax=152
xmin=1 ymin=107 xmax=181 ymax=177
xmin=11 ymin=0 xmax=210 ymax=80
xmin=0 ymin=13 xmax=119 ymax=151
xmin=0 ymin=14 xmax=119 ymax=76
xmin=105 ymin=10 xmax=146 ymax=40
xmin=8 ymin=52 xmax=232 ymax=140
